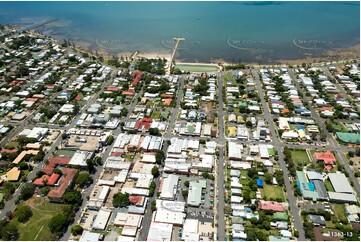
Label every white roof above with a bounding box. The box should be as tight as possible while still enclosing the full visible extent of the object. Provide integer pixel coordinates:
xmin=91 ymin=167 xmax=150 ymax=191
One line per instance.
xmin=228 ymin=141 xmax=243 ymax=160
xmin=155 ymin=200 xmax=186 ymax=225
xmin=328 ymin=173 xmax=354 ymax=193
xmin=69 ymin=150 xmax=92 ymax=167
xmin=160 ymin=174 xmax=179 ymax=200
xmin=182 ymin=219 xmax=199 ymax=241
xmin=79 ymin=231 xmax=101 ymax=241
xmin=114 ymin=213 xmax=143 ymax=227
xmin=147 ymin=222 xmax=173 ymax=241
xmin=92 ymin=208 xmax=112 ymax=230
xmin=98 ymin=185 xmax=110 ymax=201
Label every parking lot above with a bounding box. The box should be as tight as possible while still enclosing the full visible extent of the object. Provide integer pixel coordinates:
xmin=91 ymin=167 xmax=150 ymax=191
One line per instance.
xmin=187 ymin=208 xmax=214 ymax=223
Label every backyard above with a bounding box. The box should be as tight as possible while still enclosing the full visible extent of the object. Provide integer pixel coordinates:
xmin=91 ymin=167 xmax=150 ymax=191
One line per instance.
xmin=260 ymin=184 xmax=285 ymax=201
xmin=290 ymin=149 xmax=311 ymax=167
xmin=332 ymin=204 xmax=347 ymax=222
xmin=11 ymin=197 xmax=71 ymax=241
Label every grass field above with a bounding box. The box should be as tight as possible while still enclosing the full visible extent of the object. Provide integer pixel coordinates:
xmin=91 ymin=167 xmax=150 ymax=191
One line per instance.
xmin=175 ymin=64 xmax=219 ymax=73
xmin=151 ymin=111 xmax=161 ymax=119
xmin=260 ymin=184 xmax=285 ymax=201
xmin=12 ymin=197 xmax=70 ymax=241
xmin=4 ymin=141 xmax=19 ymax=149
xmin=290 ymin=149 xmax=311 ymax=166
xmin=324 ymin=179 xmax=334 ymax=192
xmin=332 ymin=204 xmax=347 ymax=222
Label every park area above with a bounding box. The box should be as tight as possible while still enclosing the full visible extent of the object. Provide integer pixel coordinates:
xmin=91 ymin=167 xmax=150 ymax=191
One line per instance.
xmin=290 ymin=149 xmax=311 ymax=167
xmin=260 ymin=184 xmax=285 ymax=202
xmin=11 ymin=197 xmax=70 ymax=241
xmin=174 ymin=63 xmax=220 ymax=73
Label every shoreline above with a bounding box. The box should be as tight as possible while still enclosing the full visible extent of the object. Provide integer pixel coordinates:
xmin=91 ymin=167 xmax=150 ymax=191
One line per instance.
xmin=44 ymin=30 xmax=359 ymax=68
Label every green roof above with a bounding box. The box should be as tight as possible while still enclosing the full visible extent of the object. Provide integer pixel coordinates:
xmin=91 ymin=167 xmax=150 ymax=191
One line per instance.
xmin=269 ymin=236 xmax=290 ymax=241
xmin=336 ymin=132 xmax=360 ymax=144
xmin=116 ymin=96 xmax=122 ymax=101
xmin=239 ymin=101 xmax=248 ymax=107
xmin=187 ymin=180 xmax=207 ymax=206
xmin=272 ymin=212 xmax=289 ymax=221
xmin=296 ymin=171 xmax=319 ymax=201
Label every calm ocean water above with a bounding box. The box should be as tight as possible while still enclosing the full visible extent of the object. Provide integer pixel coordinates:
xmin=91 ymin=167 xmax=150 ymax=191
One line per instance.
xmin=0 ymin=1 xmax=359 ymax=63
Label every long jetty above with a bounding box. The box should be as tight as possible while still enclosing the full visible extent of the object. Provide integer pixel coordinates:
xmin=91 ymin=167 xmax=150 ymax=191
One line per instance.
xmin=166 ymin=37 xmax=185 ymax=74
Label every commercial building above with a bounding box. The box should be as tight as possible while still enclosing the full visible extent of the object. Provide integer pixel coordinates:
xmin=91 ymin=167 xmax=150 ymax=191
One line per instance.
xmin=160 ymin=174 xmax=179 ymax=200
xmin=147 ymin=222 xmax=173 ymax=241
xmin=187 ymin=180 xmax=207 ymax=207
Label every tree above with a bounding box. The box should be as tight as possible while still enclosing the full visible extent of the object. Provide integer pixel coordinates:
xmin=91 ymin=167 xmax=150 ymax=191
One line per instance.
xmin=348 ymin=151 xmax=355 ymax=157
xmin=149 ymin=181 xmax=156 ymax=196
xmin=63 ymin=190 xmax=82 ymax=205
xmin=155 ymin=150 xmax=164 ymax=164
xmin=41 ymin=186 xmax=51 ymax=195
xmin=182 ymin=190 xmax=188 ymax=197
xmin=53 ymin=168 xmax=62 ymax=175
xmin=113 ymin=192 xmax=130 ymax=208
xmin=75 ymin=172 xmax=92 ymax=188
xmin=20 ymin=183 xmax=35 ymax=201
xmin=106 ymin=135 xmax=114 ymax=145
xmin=245 ymin=120 xmax=253 ymax=128
xmin=16 ymin=205 xmax=33 ymax=223
xmin=1 ymin=223 xmax=19 ymax=241
xmin=71 ymin=225 xmax=83 ymax=236
xmin=151 ymin=166 xmax=159 ymax=178
xmin=48 ymin=214 xmax=68 ymax=234
xmin=36 ymin=170 xmax=45 ymax=178
xmin=19 ymin=162 xmax=29 ymax=170
xmin=184 ymin=181 xmax=190 ymax=188
xmin=150 ymin=200 xmax=156 ymax=212
xmin=149 ymin=128 xmax=160 ymax=136
xmin=264 ymin=173 xmax=273 ymax=184
xmin=61 ymin=132 xmax=68 ymax=139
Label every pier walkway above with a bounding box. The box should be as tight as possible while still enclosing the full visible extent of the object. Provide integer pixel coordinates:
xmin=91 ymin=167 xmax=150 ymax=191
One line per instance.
xmin=166 ymin=37 xmax=185 ymax=74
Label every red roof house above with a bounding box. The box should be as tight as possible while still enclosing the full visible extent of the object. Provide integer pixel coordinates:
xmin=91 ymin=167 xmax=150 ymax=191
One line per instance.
xmin=34 ymin=173 xmax=60 ymax=186
xmin=162 ymin=98 xmax=172 ymax=106
xmin=107 ymin=87 xmax=119 ymax=92
xmin=315 ymin=151 xmax=336 ymax=172
xmin=258 ymin=201 xmax=284 ymax=212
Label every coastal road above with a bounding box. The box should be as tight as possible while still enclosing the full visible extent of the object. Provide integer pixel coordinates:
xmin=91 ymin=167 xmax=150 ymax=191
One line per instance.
xmin=252 ymin=69 xmax=306 ymax=241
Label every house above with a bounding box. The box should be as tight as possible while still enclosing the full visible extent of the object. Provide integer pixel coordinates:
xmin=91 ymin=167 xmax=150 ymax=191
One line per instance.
xmin=308 ymin=214 xmax=326 ymax=226
xmin=314 ymin=151 xmax=336 ymax=172
xmin=258 ymin=201 xmax=284 ymax=212
xmin=5 ymin=167 xmax=21 ymax=181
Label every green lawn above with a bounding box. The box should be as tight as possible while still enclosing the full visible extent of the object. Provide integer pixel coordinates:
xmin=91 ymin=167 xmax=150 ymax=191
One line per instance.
xmin=175 ymin=64 xmax=219 ymax=73
xmin=151 ymin=111 xmax=161 ymax=119
xmin=260 ymin=184 xmax=285 ymax=201
xmin=12 ymin=197 xmax=71 ymax=241
xmin=4 ymin=141 xmax=19 ymax=149
xmin=291 ymin=149 xmax=311 ymax=166
xmin=333 ymin=204 xmax=347 ymax=222
xmin=324 ymin=179 xmax=334 ymax=191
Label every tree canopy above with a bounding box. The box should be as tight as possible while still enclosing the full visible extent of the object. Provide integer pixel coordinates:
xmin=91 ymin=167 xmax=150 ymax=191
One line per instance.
xmin=112 ymin=192 xmax=130 ymax=208
xmin=16 ymin=205 xmax=33 ymax=223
